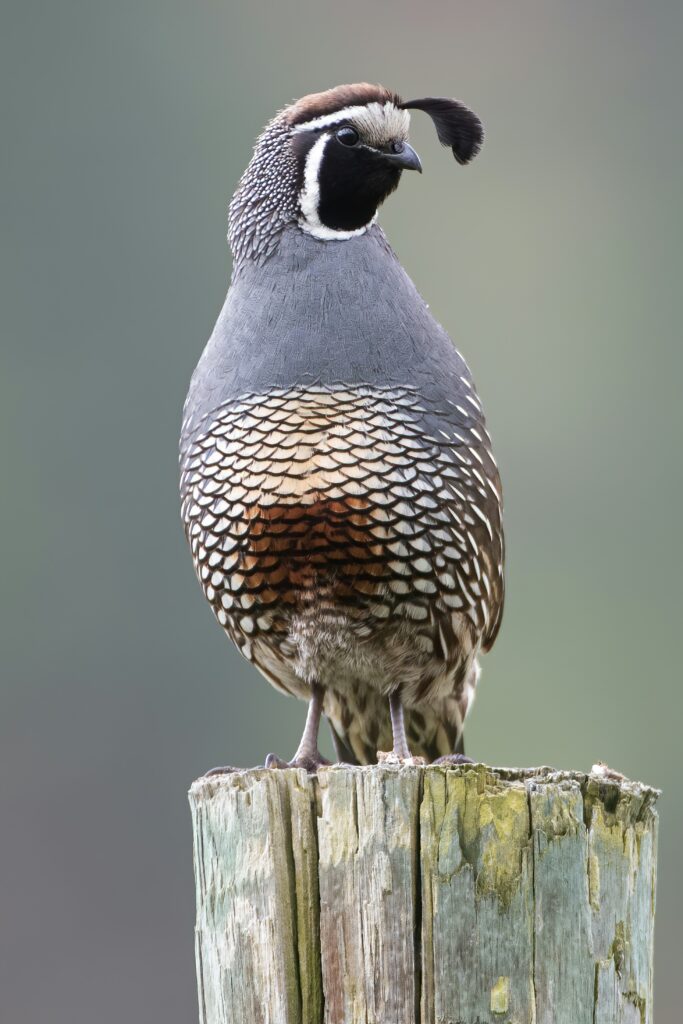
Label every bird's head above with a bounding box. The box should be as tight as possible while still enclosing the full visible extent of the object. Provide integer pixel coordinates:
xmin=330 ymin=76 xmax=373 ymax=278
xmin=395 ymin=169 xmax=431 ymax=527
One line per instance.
xmin=228 ymin=83 xmax=483 ymax=266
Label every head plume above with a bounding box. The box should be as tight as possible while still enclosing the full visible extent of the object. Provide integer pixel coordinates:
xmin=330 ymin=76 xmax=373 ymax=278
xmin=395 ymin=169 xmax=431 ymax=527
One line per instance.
xmin=399 ymin=97 xmax=483 ymax=165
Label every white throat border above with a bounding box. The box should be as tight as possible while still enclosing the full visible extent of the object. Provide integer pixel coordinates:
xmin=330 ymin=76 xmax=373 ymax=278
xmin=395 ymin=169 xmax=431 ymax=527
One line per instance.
xmin=297 ymin=134 xmax=376 ymax=241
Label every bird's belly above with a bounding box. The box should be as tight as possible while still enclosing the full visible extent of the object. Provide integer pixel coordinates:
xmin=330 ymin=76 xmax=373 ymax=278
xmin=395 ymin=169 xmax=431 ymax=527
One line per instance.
xmin=180 ymin=384 xmax=499 ymax=696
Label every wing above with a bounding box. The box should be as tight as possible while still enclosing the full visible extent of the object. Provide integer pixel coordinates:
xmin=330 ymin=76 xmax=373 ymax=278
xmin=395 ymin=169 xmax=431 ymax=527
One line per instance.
xmin=322 ymin=372 xmax=504 ymax=765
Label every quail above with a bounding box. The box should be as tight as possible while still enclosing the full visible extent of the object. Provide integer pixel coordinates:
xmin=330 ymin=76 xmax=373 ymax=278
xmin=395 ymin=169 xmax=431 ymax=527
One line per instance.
xmin=180 ymin=84 xmax=504 ymax=769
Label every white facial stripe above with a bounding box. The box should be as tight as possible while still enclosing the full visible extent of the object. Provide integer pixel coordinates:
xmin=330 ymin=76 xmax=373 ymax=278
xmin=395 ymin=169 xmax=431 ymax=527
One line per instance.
xmin=298 ymin=135 xmax=328 ymax=227
xmin=293 ymin=101 xmax=410 ymax=146
xmin=298 ymin=134 xmax=375 ymax=241
xmin=293 ymin=104 xmax=381 ymax=132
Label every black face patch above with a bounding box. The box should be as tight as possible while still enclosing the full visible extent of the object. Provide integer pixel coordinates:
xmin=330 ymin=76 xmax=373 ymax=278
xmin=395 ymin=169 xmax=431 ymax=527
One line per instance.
xmin=316 ymin=139 xmax=402 ymax=232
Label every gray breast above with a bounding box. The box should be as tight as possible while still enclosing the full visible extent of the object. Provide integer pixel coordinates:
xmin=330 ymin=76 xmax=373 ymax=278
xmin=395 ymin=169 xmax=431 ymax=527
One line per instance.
xmin=180 ymin=224 xmax=477 ymax=456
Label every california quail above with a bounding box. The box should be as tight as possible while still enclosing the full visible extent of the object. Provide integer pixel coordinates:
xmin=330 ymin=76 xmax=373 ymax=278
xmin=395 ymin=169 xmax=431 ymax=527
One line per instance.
xmin=180 ymin=84 xmax=504 ymax=769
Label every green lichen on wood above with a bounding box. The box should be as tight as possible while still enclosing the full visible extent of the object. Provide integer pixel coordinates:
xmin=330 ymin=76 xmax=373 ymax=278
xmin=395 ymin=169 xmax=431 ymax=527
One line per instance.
xmin=490 ymin=975 xmax=510 ymax=1013
xmin=420 ymin=766 xmax=535 ymax=1023
xmin=589 ymin=850 xmax=601 ymax=911
xmin=286 ymin=771 xmax=323 ymax=1024
xmin=428 ymin=765 xmax=530 ymax=908
xmin=586 ymin=776 xmax=659 ymax=1024
xmin=625 ymin=989 xmax=647 ymax=1024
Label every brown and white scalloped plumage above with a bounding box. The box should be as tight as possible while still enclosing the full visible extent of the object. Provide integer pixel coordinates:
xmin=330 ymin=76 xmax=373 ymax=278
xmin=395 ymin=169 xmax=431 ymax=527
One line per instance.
xmin=180 ymin=84 xmax=503 ymax=765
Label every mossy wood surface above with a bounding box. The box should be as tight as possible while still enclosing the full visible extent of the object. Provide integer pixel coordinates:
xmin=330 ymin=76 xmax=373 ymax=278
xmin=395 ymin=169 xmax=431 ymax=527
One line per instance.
xmin=189 ymin=765 xmax=658 ymax=1024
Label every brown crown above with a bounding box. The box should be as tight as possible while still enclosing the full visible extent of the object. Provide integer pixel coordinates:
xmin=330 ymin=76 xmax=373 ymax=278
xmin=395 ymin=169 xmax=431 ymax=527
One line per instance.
xmin=284 ymin=83 xmax=402 ymax=126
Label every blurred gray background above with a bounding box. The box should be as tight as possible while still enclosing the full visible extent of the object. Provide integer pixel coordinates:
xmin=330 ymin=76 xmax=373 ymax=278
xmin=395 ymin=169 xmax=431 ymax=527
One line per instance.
xmin=2 ymin=1 xmax=681 ymax=1020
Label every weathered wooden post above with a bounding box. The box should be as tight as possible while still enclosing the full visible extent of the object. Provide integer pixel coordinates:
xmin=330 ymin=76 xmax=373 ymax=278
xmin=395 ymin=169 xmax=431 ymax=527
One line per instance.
xmin=189 ymin=764 xmax=659 ymax=1024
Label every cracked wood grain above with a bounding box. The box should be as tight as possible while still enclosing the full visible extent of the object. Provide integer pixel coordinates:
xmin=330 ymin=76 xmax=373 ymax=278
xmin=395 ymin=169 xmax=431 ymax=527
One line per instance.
xmin=316 ymin=766 xmax=421 ymax=1024
xmin=189 ymin=765 xmax=659 ymax=1024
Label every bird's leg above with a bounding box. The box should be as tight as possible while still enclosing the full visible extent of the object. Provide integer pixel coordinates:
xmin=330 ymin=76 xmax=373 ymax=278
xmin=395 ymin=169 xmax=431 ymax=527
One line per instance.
xmin=377 ymin=692 xmax=426 ymax=764
xmin=290 ymin=684 xmax=329 ymax=767
xmin=389 ymin=691 xmax=412 ymax=759
xmin=265 ymin=683 xmax=331 ymax=773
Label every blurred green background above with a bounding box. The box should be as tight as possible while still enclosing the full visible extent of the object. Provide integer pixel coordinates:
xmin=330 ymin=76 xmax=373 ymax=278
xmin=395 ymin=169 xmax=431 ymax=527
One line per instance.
xmin=2 ymin=1 xmax=681 ymax=1021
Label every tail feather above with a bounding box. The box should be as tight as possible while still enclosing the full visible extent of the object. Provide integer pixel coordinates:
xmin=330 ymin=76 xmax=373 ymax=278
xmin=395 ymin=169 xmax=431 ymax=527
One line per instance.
xmin=324 ymin=692 xmax=464 ymax=765
xmin=328 ymin=720 xmax=361 ymax=766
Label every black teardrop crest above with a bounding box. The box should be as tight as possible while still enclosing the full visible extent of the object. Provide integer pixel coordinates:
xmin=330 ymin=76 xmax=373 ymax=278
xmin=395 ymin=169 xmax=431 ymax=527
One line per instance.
xmin=400 ymin=98 xmax=483 ymax=165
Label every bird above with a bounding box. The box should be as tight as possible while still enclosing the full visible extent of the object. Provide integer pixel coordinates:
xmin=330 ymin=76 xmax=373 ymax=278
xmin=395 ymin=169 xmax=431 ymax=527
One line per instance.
xmin=179 ymin=83 xmax=504 ymax=770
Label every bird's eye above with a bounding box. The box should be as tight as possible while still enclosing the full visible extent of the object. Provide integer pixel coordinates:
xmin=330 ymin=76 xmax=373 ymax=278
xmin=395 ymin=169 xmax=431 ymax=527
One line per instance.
xmin=336 ymin=126 xmax=360 ymax=147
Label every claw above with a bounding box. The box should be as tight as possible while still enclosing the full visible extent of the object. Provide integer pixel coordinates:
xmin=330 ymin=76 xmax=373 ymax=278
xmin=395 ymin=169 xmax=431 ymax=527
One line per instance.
xmin=264 ymin=752 xmax=290 ymax=770
xmin=203 ymin=765 xmax=239 ymax=777
xmin=265 ymin=751 xmax=331 ymax=773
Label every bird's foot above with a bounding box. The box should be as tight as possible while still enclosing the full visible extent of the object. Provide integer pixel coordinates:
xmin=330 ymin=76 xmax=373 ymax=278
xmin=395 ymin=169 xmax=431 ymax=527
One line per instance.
xmin=377 ymin=750 xmax=427 ymax=766
xmin=432 ymin=753 xmax=475 ymax=766
xmin=264 ymin=750 xmax=332 ymax=773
